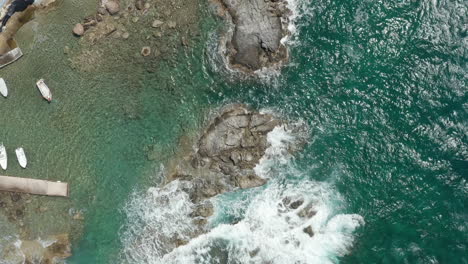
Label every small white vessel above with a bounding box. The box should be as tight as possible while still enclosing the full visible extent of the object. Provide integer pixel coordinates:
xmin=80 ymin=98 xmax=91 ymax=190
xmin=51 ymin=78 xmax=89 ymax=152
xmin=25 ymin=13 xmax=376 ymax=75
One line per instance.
xmin=0 ymin=47 xmax=23 ymax=69
xmin=36 ymin=79 xmax=52 ymax=102
xmin=0 ymin=78 xmax=7 ymax=97
xmin=0 ymin=144 xmax=7 ymax=170
xmin=15 ymin=147 xmax=27 ymax=169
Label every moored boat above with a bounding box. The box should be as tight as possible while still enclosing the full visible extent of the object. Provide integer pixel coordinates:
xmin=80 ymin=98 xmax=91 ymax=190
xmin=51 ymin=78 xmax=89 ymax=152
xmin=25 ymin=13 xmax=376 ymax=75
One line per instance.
xmin=36 ymin=79 xmax=52 ymax=102
xmin=15 ymin=147 xmax=27 ymax=168
xmin=0 ymin=47 xmax=23 ymax=69
xmin=0 ymin=78 xmax=7 ymax=97
xmin=0 ymin=144 xmax=7 ymax=170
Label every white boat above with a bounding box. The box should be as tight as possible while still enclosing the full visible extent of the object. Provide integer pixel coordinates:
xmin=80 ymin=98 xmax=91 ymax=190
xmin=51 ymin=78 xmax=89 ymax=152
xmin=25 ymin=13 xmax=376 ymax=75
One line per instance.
xmin=36 ymin=79 xmax=52 ymax=102
xmin=0 ymin=144 xmax=7 ymax=170
xmin=0 ymin=47 xmax=23 ymax=69
xmin=15 ymin=147 xmax=27 ymax=168
xmin=0 ymin=78 xmax=7 ymax=97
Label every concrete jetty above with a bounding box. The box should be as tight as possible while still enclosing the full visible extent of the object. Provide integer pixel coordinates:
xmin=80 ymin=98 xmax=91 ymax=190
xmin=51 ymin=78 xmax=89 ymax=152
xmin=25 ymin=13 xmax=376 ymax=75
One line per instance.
xmin=0 ymin=175 xmax=69 ymax=197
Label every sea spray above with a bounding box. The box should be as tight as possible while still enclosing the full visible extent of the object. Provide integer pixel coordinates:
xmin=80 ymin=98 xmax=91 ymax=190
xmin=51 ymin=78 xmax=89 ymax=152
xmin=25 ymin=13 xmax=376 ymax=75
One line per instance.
xmin=120 ymin=119 xmax=364 ymax=263
xmin=254 ymin=124 xmax=301 ymax=178
xmin=159 ymin=181 xmax=364 ymax=264
xmin=121 ymin=180 xmax=199 ymax=263
xmin=0 ymin=237 xmax=24 ymax=264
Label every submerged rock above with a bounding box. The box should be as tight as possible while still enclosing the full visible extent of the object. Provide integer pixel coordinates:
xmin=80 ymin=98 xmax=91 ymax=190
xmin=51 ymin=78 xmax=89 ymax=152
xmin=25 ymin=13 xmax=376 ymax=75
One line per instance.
xmin=2 ymin=234 xmax=71 ymax=264
xmin=135 ymin=0 xmax=145 ymax=10
xmin=152 ymin=19 xmax=164 ymax=28
xmin=73 ymin=23 xmax=84 ymax=36
xmin=141 ymin=46 xmax=151 ymax=56
xmin=105 ymin=1 xmax=120 ymax=15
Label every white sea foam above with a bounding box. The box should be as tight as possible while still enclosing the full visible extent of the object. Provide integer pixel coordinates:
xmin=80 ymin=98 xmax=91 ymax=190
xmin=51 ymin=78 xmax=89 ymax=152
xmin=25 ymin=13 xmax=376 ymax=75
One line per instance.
xmin=121 ymin=180 xmax=198 ymax=263
xmin=254 ymin=124 xmax=298 ymax=178
xmin=121 ymin=121 xmax=364 ymax=264
xmin=158 ymin=181 xmax=364 ymax=264
xmin=0 ymin=237 xmax=25 ymax=264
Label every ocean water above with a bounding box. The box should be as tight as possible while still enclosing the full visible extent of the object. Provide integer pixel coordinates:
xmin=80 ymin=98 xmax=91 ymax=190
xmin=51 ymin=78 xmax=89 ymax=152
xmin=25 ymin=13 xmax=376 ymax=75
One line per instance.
xmin=0 ymin=0 xmax=467 ymax=263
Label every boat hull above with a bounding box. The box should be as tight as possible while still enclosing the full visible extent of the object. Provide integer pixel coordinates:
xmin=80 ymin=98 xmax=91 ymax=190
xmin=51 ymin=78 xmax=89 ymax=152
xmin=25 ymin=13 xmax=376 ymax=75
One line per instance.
xmin=15 ymin=148 xmax=27 ymax=168
xmin=0 ymin=78 xmax=7 ymax=97
xmin=0 ymin=145 xmax=7 ymax=170
xmin=36 ymin=79 xmax=52 ymax=102
xmin=0 ymin=47 xmax=23 ymax=69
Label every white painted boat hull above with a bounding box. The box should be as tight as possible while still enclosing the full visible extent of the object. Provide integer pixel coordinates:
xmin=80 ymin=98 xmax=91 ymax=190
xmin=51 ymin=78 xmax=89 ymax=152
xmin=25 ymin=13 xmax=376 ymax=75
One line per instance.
xmin=15 ymin=147 xmax=27 ymax=168
xmin=0 ymin=144 xmax=7 ymax=170
xmin=0 ymin=78 xmax=7 ymax=97
xmin=0 ymin=48 xmax=23 ymax=69
xmin=36 ymin=79 xmax=52 ymax=102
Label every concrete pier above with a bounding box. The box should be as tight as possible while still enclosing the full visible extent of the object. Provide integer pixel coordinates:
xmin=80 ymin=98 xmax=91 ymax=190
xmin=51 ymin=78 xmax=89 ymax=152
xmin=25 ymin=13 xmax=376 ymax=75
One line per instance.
xmin=0 ymin=175 xmax=69 ymax=197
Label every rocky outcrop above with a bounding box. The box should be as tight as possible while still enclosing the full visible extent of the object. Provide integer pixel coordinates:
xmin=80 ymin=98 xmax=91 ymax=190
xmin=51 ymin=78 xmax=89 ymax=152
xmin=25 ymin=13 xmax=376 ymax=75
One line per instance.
xmin=1 ymin=234 xmax=71 ymax=264
xmin=135 ymin=104 xmax=291 ymax=251
xmin=123 ymin=104 xmax=307 ymax=258
xmin=168 ymin=104 xmax=283 ymax=204
xmin=73 ymin=23 xmax=84 ymax=36
xmin=215 ymin=0 xmax=291 ymax=73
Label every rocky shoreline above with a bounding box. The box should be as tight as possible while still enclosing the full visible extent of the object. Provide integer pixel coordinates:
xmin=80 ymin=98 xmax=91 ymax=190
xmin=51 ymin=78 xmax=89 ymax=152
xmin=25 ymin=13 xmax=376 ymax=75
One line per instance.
xmin=0 ymin=0 xmax=58 ymax=55
xmin=0 ymin=192 xmax=72 ymax=263
xmin=125 ymin=104 xmax=309 ymax=257
xmin=69 ymin=0 xmax=200 ymax=72
xmin=213 ymin=0 xmax=291 ymax=74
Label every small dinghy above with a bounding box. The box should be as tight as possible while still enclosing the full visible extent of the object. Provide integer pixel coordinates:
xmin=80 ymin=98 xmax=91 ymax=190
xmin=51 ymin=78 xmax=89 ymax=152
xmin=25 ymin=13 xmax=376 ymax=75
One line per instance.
xmin=0 ymin=78 xmax=7 ymax=97
xmin=0 ymin=47 xmax=23 ymax=69
xmin=36 ymin=79 xmax=52 ymax=102
xmin=0 ymin=144 xmax=7 ymax=170
xmin=15 ymin=147 xmax=27 ymax=168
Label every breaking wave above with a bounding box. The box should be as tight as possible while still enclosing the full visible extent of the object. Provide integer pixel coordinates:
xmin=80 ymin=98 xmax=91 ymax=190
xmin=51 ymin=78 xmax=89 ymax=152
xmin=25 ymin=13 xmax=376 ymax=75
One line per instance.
xmin=160 ymin=181 xmax=364 ymax=264
xmin=120 ymin=123 xmax=364 ymax=264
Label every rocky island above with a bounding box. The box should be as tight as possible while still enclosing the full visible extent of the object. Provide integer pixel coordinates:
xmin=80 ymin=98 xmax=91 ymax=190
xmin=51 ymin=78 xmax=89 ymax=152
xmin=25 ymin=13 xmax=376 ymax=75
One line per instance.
xmin=122 ymin=104 xmax=312 ymax=261
xmin=214 ymin=0 xmax=291 ymax=73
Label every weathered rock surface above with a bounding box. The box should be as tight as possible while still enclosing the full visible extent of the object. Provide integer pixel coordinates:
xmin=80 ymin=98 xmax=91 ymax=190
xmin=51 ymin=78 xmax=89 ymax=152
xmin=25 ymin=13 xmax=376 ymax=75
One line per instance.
xmin=2 ymin=234 xmax=71 ymax=264
xmin=168 ymin=104 xmax=283 ymax=204
xmin=215 ymin=0 xmax=291 ymax=73
xmin=141 ymin=46 xmax=151 ymax=56
xmin=104 ymin=1 xmax=120 ymax=15
xmin=123 ymin=104 xmax=308 ymax=260
xmin=73 ymin=23 xmax=84 ymax=36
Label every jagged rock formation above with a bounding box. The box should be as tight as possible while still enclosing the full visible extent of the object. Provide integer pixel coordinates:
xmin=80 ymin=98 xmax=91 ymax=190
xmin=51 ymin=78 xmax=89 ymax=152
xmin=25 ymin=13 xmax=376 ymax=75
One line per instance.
xmin=214 ymin=0 xmax=291 ymax=73
xmin=168 ymin=104 xmax=283 ymax=203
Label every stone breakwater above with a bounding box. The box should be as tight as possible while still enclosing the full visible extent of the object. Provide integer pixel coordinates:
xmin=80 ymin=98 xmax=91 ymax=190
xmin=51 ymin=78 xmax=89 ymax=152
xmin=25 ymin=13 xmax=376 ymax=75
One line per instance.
xmin=213 ymin=0 xmax=291 ymax=74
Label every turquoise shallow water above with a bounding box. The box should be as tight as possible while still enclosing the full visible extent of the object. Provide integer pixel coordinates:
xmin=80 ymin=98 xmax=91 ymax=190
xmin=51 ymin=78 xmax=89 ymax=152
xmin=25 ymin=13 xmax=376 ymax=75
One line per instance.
xmin=0 ymin=0 xmax=467 ymax=263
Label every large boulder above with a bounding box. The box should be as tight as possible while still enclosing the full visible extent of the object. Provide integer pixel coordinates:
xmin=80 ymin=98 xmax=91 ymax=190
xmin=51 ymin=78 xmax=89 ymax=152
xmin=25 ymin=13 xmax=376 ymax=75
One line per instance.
xmin=104 ymin=1 xmax=120 ymax=15
xmin=72 ymin=23 xmax=84 ymax=36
